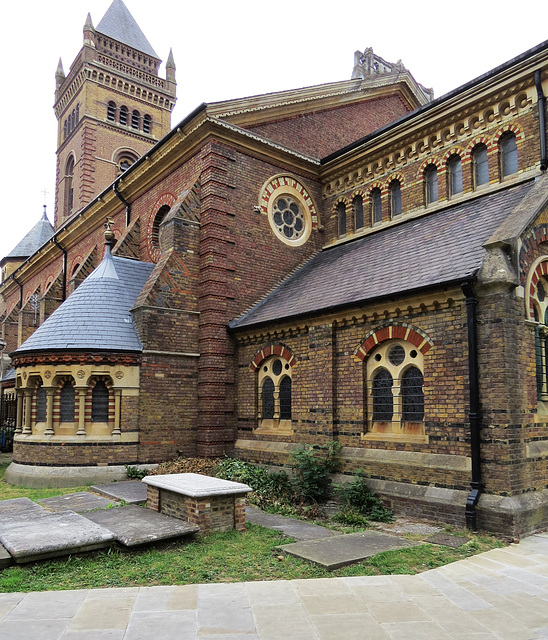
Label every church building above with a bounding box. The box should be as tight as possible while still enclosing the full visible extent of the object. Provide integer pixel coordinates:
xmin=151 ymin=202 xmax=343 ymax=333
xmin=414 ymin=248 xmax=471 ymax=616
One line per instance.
xmin=1 ymin=0 xmax=548 ymax=537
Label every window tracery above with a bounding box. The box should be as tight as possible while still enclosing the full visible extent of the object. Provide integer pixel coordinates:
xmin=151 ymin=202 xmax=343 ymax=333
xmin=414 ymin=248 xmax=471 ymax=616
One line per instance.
xmin=257 ymin=355 xmax=293 ymax=432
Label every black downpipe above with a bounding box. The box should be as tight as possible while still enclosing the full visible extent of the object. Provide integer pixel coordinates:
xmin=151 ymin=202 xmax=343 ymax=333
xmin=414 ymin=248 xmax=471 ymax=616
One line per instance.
xmin=53 ymin=238 xmax=67 ymax=301
xmin=113 ymin=183 xmax=131 ymax=227
xmin=462 ymin=281 xmax=482 ymax=529
xmin=12 ymin=275 xmax=23 ymax=309
xmin=535 ymin=70 xmax=548 ymax=172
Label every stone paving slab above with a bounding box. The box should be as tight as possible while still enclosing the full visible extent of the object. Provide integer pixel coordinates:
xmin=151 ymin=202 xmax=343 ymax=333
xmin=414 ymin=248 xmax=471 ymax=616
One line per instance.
xmin=0 ymin=498 xmax=52 ymax=535
xmin=279 ymin=530 xmax=422 ymax=570
xmin=246 ymin=505 xmax=334 ymax=541
xmin=91 ymin=481 xmax=147 ymax=504
xmin=39 ymin=492 xmax=118 ymax=512
xmin=0 ymin=510 xmax=115 ymax=563
xmin=425 ymin=532 xmax=470 ymax=548
xmin=82 ymin=505 xmax=200 ymax=547
xmin=0 ymin=543 xmax=12 ymax=569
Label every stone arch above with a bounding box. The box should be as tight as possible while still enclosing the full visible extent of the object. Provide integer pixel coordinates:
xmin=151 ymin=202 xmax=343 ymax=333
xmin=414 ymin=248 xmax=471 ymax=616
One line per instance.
xmin=353 ymin=323 xmax=434 ymax=361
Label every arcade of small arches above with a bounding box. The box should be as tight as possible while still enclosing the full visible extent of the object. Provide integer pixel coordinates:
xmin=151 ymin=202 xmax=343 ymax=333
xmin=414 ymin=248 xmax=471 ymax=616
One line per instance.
xmin=332 ymin=129 xmax=521 ymax=236
xmin=13 ymin=363 xmax=139 ymax=440
xmin=107 ymin=101 xmax=152 ymax=134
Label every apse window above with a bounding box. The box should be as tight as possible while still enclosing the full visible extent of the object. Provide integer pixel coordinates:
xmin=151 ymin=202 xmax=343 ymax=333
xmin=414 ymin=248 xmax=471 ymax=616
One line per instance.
xmin=257 ymin=356 xmax=292 ymax=432
xmin=366 ymin=340 xmax=425 ymax=439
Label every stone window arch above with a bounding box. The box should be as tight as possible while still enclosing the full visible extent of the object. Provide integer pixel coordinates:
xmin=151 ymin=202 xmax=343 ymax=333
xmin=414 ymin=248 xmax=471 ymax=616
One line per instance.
xmin=258 ymin=355 xmax=292 ymax=430
xmin=366 ymin=340 xmax=425 ymax=438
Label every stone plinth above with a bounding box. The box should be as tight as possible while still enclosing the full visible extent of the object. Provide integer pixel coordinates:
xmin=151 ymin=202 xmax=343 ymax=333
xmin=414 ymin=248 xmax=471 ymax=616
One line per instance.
xmin=142 ymin=473 xmax=252 ymax=533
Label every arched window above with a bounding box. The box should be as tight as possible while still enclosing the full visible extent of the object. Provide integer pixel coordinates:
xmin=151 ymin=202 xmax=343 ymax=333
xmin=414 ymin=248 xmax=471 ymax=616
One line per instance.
xmin=472 ymin=144 xmax=489 ymax=188
xmin=107 ymin=101 xmax=116 ymax=121
xmin=35 ymin=385 xmax=47 ymax=423
xmin=424 ymin=164 xmax=438 ymax=205
xmin=119 ymin=105 xmax=128 ymax=126
xmin=60 ymin=382 xmax=75 ymax=422
xmin=143 ymin=114 xmax=152 ymax=134
xmin=366 ymin=340 xmax=425 ymax=437
xmin=372 ymin=369 xmax=393 ymax=421
xmin=353 ymin=196 xmax=364 ymax=230
xmin=63 ymin=120 xmax=68 ymax=140
xmin=447 ymin=155 xmax=463 ymax=196
xmin=131 ymin=110 xmax=140 ymax=130
xmin=337 ymin=202 xmax=346 ymax=236
xmin=389 ymin=180 xmax=402 ymax=217
xmin=401 ymin=366 xmax=424 ymax=421
xmin=258 ymin=354 xmax=293 ymax=429
xmin=371 ymin=188 xmax=382 ymax=224
xmin=64 ymin=156 xmax=75 ymax=217
xmin=500 ymin=132 xmax=518 ymax=177
xmin=91 ymin=381 xmax=109 ymax=422
xmin=151 ymin=204 xmax=171 ymax=249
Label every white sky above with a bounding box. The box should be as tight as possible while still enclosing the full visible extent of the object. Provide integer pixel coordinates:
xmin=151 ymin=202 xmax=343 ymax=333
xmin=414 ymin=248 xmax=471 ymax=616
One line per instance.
xmin=1 ymin=0 xmax=547 ymax=260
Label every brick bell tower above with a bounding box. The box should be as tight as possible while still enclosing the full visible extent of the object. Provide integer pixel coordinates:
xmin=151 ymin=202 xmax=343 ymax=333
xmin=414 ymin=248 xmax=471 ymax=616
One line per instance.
xmin=53 ymin=0 xmax=176 ymax=230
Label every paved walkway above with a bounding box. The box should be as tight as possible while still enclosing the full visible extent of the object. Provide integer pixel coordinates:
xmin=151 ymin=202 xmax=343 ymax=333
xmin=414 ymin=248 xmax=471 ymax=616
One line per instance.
xmin=1 ymin=532 xmax=547 ymax=639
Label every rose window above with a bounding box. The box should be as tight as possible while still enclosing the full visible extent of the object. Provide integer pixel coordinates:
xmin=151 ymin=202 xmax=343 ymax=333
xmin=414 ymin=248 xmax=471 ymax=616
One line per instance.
xmin=272 ymin=196 xmax=306 ymax=240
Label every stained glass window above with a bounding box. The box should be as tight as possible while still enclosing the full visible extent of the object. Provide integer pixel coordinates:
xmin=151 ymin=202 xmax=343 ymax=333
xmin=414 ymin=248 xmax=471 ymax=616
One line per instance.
xmin=279 ymin=377 xmax=292 ymax=420
xmin=92 ymin=381 xmax=109 ymax=422
xmin=262 ymin=378 xmax=275 ymax=420
xmin=401 ymin=367 xmax=424 ymax=421
xmin=372 ymin=369 xmax=393 ymax=421
xmin=36 ymin=386 xmax=47 ymax=422
xmin=60 ymin=382 xmax=75 ymax=422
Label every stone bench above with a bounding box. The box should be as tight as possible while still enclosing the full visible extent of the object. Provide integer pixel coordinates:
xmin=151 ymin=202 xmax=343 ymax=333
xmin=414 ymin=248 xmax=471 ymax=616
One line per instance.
xmin=142 ymin=473 xmax=252 ymax=533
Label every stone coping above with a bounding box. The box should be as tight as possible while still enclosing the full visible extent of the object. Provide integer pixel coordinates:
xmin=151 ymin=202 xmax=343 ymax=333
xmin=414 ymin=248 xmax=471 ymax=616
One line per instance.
xmin=142 ymin=473 xmax=252 ymax=498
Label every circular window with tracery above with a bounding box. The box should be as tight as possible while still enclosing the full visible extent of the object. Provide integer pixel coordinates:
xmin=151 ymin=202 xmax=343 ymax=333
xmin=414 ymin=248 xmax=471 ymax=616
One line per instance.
xmin=259 ymin=175 xmax=318 ymax=247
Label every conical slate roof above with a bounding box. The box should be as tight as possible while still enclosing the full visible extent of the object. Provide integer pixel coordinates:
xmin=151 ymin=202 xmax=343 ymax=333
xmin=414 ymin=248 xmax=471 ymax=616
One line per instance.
xmin=15 ymin=249 xmax=154 ymax=354
xmin=96 ymin=0 xmax=158 ymax=58
xmin=3 ymin=207 xmax=54 ymax=261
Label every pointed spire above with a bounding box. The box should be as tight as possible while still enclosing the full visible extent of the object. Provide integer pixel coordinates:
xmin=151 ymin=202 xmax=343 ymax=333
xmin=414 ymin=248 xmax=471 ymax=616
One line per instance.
xmin=84 ymin=12 xmax=94 ymax=31
xmin=166 ymin=48 xmax=176 ymax=84
xmin=89 ymin=219 xmax=119 ymax=280
xmin=83 ymin=12 xmax=96 ymax=48
xmin=96 ymin=0 xmax=158 ymax=58
xmin=55 ymin=58 xmax=65 ymax=91
xmin=42 ymin=205 xmax=49 ymax=222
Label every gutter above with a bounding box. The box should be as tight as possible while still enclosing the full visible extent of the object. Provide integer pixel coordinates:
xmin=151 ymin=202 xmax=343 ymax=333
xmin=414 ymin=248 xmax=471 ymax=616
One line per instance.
xmin=535 ymin=70 xmax=548 ymax=172
xmin=461 ymin=281 xmax=482 ymax=530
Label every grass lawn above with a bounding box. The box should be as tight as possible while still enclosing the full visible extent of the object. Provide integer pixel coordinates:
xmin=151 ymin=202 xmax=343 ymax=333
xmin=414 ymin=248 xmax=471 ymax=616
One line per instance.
xmin=0 ymin=461 xmax=505 ymax=593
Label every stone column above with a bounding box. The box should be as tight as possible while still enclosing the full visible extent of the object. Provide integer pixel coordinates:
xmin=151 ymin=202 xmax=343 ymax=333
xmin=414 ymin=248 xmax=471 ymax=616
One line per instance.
xmin=44 ymin=388 xmax=55 ymax=436
xmin=15 ymin=389 xmax=24 ymax=435
xmin=76 ymin=387 xmax=87 ymax=436
xmin=112 ymin=389 xmax=122 ymax=436
xmin=22 ymin=389 xmax=33 ymax=435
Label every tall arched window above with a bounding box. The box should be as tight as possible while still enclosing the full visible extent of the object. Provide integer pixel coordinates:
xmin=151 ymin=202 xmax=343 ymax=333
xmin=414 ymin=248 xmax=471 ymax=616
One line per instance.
xmin=371 ymin=188 xmax=382 ymax=224
xmin=119 ymin=105 xmax=128 ymax=126
xmin=401 ymin=366 xmax=424 ymax=421
xmin=353 ymin=195 xmax=364 ymax=230
xmin=500 ymin=132 xmax=518 ymax=177
xmin=92 ymin=381 xmax=109 ymax=422
xmin=389 ymin=180 xmax=402 ymax=217
xmin=151 ymin=204 xmax=171 ymax=249
xmin=143 ymin=114 xmax=152 ymax=134
xmin=424 ymin=164 xmax=438 ymax=205
xmin=337 ymin=202 xmax=346 ymax=236
xmin=372 ymin=369 xmax=393 ymax=421
xmin=35 ymin=385 xmax=47 ymax=423
xmin=131 ymin=110 xmax=140 ymax=130
xmin=107 ymin=101 xmax=116 ymax=121
xmin=447 ymin=155 xmax=463 ymax=196
xmin=472 ymin=144 xmax=489 ymax=188
xmin=64 ymin=156 xmax=75 ymax=217
xmin=60 ymin=382 xmax=75 ymax=422
xmin=258 ymin=354 xmax=293 ymax=430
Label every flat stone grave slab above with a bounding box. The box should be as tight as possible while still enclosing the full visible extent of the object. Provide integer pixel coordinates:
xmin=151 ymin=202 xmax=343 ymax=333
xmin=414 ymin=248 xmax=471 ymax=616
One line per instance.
xmin=0 ymin=543 xmax=13 ymax=569
xmin=82 ymin=504 xmax=200 ymax=546
xmin=39 ymin=492 xmax=118 ymax=513
xmin=424 ymin=532 xmax=470 ymax=548
xmin=279 ymin=530 xmax=423 ymax=570
xmin=0 ymin=510 xmax=115 ymax=563
xmin=0 ymin=497 xmax=51 ymax=533
xmin=246 ymin=506 xmax=334 ymax=541
xmin=91 ymin=480 xmax=147 ymax=504
xmin=142 ymin=473 xmax=251 ymax=497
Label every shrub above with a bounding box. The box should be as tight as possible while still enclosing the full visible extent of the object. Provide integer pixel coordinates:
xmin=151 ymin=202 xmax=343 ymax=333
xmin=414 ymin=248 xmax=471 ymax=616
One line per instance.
xmin=291 ymin=441 xmax=341 ymax=504
xmin=125 ymin=465 xmax=147 ymax=480
xmin=335 ymin=476 xmax=393 ymax=523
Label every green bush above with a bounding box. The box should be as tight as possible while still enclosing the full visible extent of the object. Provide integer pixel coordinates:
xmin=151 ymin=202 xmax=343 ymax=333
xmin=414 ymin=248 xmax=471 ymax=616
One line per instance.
xmin=291 ymin=441 xmax=341 ymax=504
xmin=125 ymin=465 xmax=147 ymax=480
xmin=215 ymin=458 xmax=293 ymax=509
xmin=334 ymin=476 xmax=393 ymax=523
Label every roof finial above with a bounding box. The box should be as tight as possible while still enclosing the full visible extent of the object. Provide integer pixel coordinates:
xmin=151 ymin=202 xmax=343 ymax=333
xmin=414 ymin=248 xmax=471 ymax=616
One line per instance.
xmin=104 ymin=217 xmax=116 ymax=251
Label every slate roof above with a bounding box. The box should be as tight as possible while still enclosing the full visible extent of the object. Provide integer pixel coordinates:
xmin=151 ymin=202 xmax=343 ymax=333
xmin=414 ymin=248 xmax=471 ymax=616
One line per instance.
xmin=3 ymin=208 xmax=54 ymax=261
xmin=15 ymin=251 xmax=154 ymax=354
xmin=230 ymin=182 xmax=534 ymax=330
xmin=96 ymin=0 xmax=158 ymax=58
